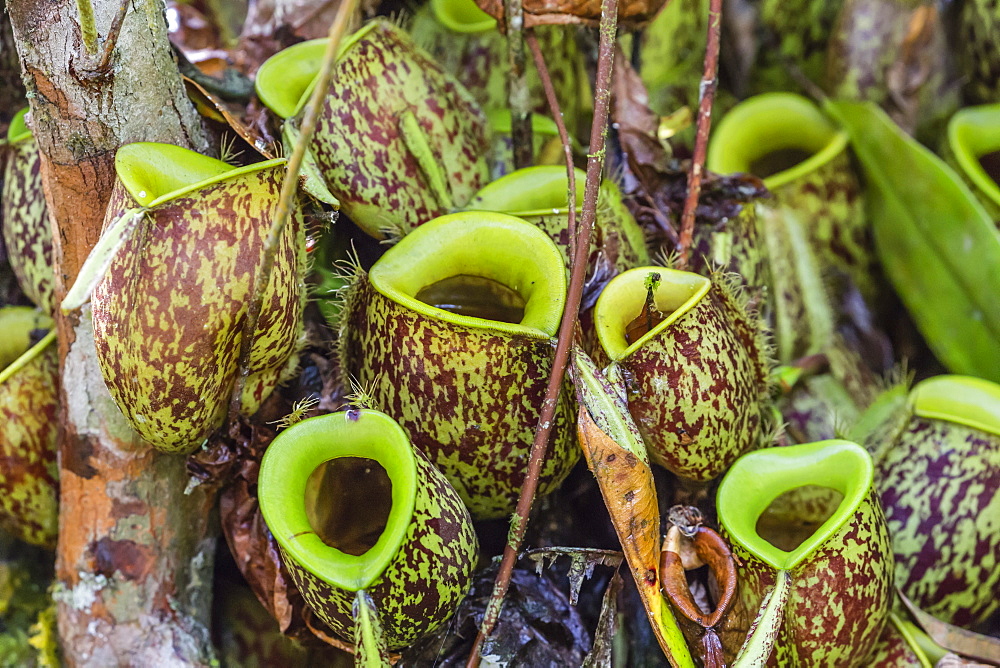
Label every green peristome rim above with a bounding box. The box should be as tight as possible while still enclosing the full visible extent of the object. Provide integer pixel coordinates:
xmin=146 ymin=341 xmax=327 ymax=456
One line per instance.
xmin=707 ymin=92 xmax=848 ymax=190
xmin=947 ymin=104 xmax=1000 ymax=210
xmin=258 ymin=410 xmax=418 ymax=592
xmin=717 ymin=439 xmax=875 ymax=571
xmin=487 ymin=109 xmax=561 ymax=138
xmin=431 ymin=0 xmax=496 ymax=33
xmin=465 ymin=165 xmax=586 ymax=217
xmin=114 ymin=143 xmax=286 ymax=207
xmin=0 ymin=308 xmax=54 ymax=380
xmin=593 ymin=266 xmax=711 ymax=361
xmin=6 ymin=107 xmax=31 ymax=144
xmin=369 ymin=211 xmax=567 ymax=338
xmin=255 ymin=22 xmax=380 ymax=120
xmin=912 ymin=374 xmax=1000 ymax=437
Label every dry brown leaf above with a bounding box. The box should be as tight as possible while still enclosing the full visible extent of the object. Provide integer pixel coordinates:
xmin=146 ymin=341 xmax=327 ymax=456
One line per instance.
xmin=473 ymin=0 xmax=666 ymax=28
xmin=898 ymin=589 xmax=1000 ymax=666
xmin=572 ymin=347 xmax=695 ymax=667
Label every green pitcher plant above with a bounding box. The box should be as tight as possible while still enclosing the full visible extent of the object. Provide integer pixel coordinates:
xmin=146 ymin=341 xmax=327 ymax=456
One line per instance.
xmin=485 ymin=110 xmax=564 ymax=180
xmin=339 ymin=212 xmax=578 ymax=519
xmin=593 ymin=267 xmax=770 ymax=481
xmin=79 ymin=143 xmax=305 ymax=454
xmin=945 ymin=104 xmax=1000 ymax=222
xmin=408 ymin=0 xmax=584 ymax=132
xmin=0 ymin=307 xmax=58 ymax=548
xmin=257 ymin=409 xmax=478 ymax=649
xmin=464 ymin=165 xmax=650 ymax=307
xmin=856 ymin=375 xmax=1000 ymax=628
xmin=255 ymin=19 xmax=491 ymax=240
xmin=777 ymin=338 xmax=881 ymax=445
xmin=0 ymin=108 xmax=55 ymax=315
xmin=708 ymin=93 xmax=872 ymax=361
xmin=717 ymin=440 xmax=894 ymax=666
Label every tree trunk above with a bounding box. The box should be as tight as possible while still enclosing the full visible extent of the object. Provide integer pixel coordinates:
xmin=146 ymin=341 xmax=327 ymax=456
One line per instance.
xmin=6 ymin=0 xmax=217 ymax=664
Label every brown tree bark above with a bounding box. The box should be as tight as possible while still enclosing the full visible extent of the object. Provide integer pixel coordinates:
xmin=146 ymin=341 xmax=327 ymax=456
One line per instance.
xmin=6 ymin=0 xmax=217 ymax=664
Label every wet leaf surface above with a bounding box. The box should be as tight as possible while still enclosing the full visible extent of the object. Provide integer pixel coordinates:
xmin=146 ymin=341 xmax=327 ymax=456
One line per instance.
xmin=582 ymin=570 xmax=623 ymax=668
xmin=398 ymin=565 xmax=593 ymax=667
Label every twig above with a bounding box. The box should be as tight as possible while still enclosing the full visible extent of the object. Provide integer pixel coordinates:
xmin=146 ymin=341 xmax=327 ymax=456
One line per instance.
xmin=73 ymin=0 xmax=132 ymax=80
xmin=526 ymin=29 xmax=577 ymax=260
xmin=227 ymin=0 xmax=358 ymax=425
xmin=676 ymin=0 xmax=722 ymax=270
xmin=505 ymin=0 xmax=533 ymax=169
xmin=464 ymin=0 xmax=619 ymax=664
xmin=93 ymin=0 xmax=129 ymax=73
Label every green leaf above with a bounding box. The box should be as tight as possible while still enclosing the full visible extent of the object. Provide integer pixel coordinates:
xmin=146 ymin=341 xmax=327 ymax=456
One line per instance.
xmin=825 ymin=100 xmax=1000 ymax=382
xmin=60 ymin=207 xmax=147 ymax=313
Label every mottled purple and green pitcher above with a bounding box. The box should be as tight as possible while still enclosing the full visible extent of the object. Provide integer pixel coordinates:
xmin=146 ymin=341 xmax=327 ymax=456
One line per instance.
xmin=0 ymin=307 xmax=57 ymax=548
xmin=258 ymin=409 xmax=477 ymax=648
xmin=91 ymin=143 xmax=305 ymax=454
xmin=593 ymin=266 xmax=770 ymax=481
xmin=862 ymin=375 xmax=1000 ymax=628
xmin=718 ymin=440 xmax=894 ymax=666
xmin=256 ymin=19 xmax=491 ymax=240
xmin=340 ymin=212 xmax=578 ymax=519
xmin=0 ymin=108 xmax=54 ymax=314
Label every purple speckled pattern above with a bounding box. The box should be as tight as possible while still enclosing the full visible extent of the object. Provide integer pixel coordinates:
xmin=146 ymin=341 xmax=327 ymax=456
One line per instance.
xmin=877 ymin=417 xmax=1000 ymax=627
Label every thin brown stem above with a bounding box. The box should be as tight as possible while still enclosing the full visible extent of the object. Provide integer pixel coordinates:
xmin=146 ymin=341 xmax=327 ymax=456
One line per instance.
xmin=505 ymin=0 xmax=533 ymax=169
xmin=526 ymin=29 xmax=577 ymax=260
xmin=94 ymin=0 xmax=129 ymax=72
xmin=676 ymin=0 xmax=722 ymax=270
xmin=464 ymin=1 xmax=619 ymax=665
xmin=227 ymin=0 xmax=358 ymax=425
xmin=73 ymin=0 xmax=129 ymax=79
